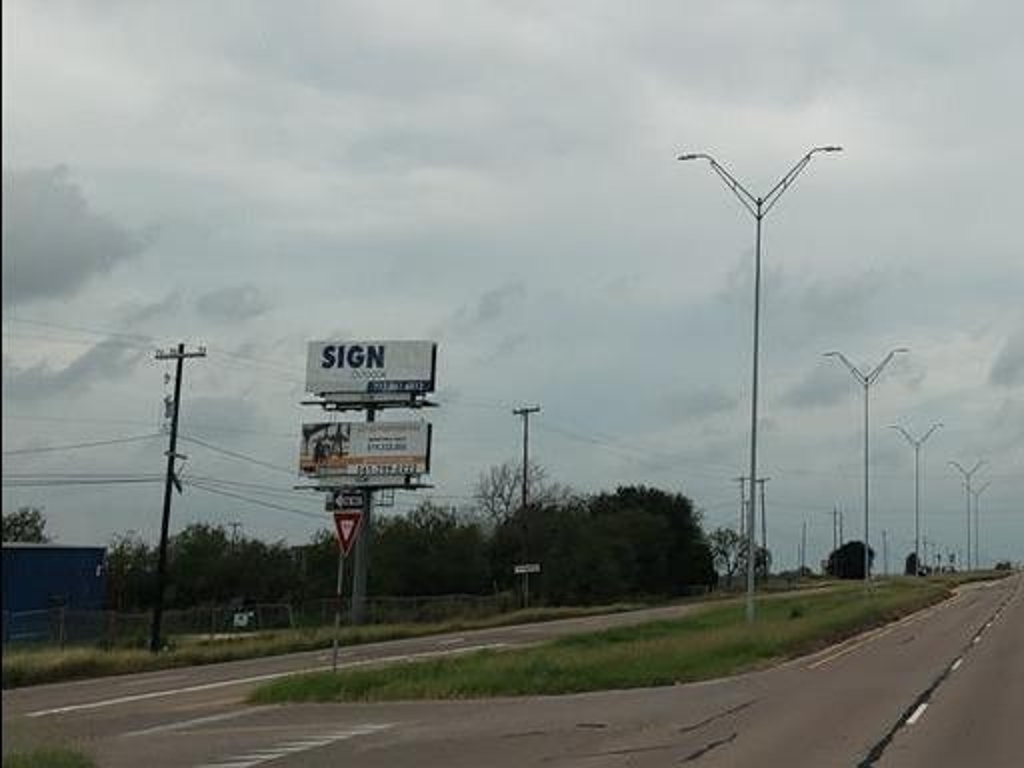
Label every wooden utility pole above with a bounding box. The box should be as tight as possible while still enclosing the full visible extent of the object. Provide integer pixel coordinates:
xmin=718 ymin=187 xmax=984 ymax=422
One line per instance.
xmin=150 ymin=343 xmax=205 ymax=653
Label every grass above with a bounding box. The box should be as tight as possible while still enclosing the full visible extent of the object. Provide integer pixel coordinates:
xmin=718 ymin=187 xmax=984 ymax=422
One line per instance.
xmin=1 ymin=603 xmax=640 ymax=689
xmin=251 ymin=578 xmax=953 ymax=703
xmin=1 ymin=748 xmax=95 ymax=768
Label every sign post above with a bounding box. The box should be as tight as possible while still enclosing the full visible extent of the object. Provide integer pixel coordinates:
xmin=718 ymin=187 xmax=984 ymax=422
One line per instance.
xmin=330 ymin=506 xmax=364 ymax=673
xmin=513 ymin=563 xmax=541 ymax=609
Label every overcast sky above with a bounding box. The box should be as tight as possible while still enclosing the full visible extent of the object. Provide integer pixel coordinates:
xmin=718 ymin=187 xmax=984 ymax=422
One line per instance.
xmin=3 ymin=1 xmax=1022 ymax=570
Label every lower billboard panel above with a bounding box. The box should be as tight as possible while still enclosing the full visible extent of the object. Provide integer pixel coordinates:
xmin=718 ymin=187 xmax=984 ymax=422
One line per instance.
xmin=299 ymin=421 xmax=431 ymax=477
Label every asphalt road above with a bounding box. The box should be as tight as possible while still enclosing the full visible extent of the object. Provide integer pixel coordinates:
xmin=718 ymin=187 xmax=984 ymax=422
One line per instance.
xmin=4 ymin=576 xmax=1021 ymax=767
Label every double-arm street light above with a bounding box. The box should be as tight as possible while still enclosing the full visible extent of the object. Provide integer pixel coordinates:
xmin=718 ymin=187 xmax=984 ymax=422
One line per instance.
xmin=889 ymin=422 xmax=942 ymax=574
xmin=679 ymin=146 xmax=842 ymax=622
xmin=825 ymin=348 xmax=909 ymax=586
xmin=971 ymin=481 xmax=992 ymax=570
xmin=949 ymin=460 xmax=985 ymax=571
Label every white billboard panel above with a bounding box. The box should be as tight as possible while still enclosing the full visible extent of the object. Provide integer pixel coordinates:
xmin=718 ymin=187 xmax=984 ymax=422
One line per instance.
xmin=305 ymin=341 xmax=437 ymax=396
xmin=299 ymin=421 xmax=431 ymax=477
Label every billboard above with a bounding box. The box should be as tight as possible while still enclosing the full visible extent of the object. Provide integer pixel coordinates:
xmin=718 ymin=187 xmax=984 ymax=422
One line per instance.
xmin=299 ymin=421 xmax=431 ymax=477
xmin=305 ymin=341 xmax=437 ymax=396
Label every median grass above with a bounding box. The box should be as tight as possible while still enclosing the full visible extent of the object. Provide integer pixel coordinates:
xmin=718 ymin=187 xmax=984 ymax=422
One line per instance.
xmin=1 ymin=748 xmax=95 ymax=768
xmin=1 ymin=603 xmax=640 ymax=689
xmin=251 ymin=579 xmax=952 ymax=703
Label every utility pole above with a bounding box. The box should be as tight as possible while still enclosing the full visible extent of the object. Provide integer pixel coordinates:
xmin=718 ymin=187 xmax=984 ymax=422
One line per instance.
xmin=949 ymin=460 xmax=985 ymax=571
xmin=756 ymin=478 xmax=770 ymax=572
xmin=800 ymin=520 xmax=807 ymax=574
xmin=832 ymin=506 xmax=839 ymax=554
xmin=512 ymin=406 xmax=541 ymax=512
xmin=150 ymin=343 xmax=206 ymax=653
xmin=839 ymin=508 xmax=845 ymax=546
xmin=734 ymin=476 xmax=748 ymax=538
xmin=882 ymin=529 xmax=889 ymax=577
xmin=971 ymin=482 xmax=992 ymax=571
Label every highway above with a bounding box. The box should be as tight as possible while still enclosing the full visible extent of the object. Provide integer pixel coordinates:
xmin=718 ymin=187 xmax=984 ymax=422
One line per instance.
xmin=3 ymin=575 xmax=1020 ymax=767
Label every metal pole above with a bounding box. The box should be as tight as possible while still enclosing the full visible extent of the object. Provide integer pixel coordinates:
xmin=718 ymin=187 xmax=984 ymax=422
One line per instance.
xmin=757 ymin=477 xmax=769 ymax=574
xmin=949 ymin=461 xmax=984 ymax=572
xmin=678 ymin=146 xmax=842 ymax=622
xmin=351 ymin=408 xmax=376 ymax=625
xmin=745 ymin=203 xmax=763 ymax=622
xmin=863 ymin=380 xmax=870 ymax=585
xmin=332 ymin=551 xmax=345 ymax=672
xmin=914 ymin=443 xmax=920 ymax=573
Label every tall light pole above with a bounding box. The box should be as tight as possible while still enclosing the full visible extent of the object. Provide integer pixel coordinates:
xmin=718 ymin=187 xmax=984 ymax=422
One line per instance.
xmin=949 ymin=460 xmax=985 ymax=571
xmin=825 ymin=348 xmax=908 ymax=587
xmin=679 ymin=145 xmax=842 ymax=621
xmin=971 ymin=481 xmax=992 ymax=570
xmin=890 ymin=422 xmax=942 ymax=575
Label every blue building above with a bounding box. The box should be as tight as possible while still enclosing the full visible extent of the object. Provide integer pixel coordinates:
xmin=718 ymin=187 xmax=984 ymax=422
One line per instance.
xmin=2 ymin=543 xmax=106 ymax=613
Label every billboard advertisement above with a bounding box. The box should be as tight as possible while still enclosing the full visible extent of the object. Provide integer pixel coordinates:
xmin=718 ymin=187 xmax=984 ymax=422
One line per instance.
xmin=305 ymin=341 xmax=437 ymax=396
xmin=299 ymin=421 xmax=431 ymax=477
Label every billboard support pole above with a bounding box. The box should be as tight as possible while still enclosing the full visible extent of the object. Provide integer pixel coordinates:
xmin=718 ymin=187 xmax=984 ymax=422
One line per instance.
xmin=351 ymin=407 xmax=376 ymax=625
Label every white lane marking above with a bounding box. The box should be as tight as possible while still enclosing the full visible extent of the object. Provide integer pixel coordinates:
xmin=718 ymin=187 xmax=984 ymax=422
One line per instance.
xmin=906 ymin=702 xmax=929 ymax=725
xmin=951 ymin=657 xmax=963 ymax=672
xmin=437 ymin=636 xmax=465 ymax=646
xmin=123 ymin=707 xmax=266 ymax=737
xmin=972 ymin=635 xmax=981 ymax=644
xmin=196 ymin=724 xmax=393 ymax=768
xmin=27 ymin=644 xmax=507 ymax=717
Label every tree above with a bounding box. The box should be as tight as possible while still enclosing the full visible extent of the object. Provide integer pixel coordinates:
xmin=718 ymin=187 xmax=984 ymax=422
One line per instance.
xmin=709 ymin=527 xmax=743 ymax=588
xmin=474 ymin=460 xmax=574 ymax=524
xmin=106 ymin=532 xmax=156 ymax=611
xmin=826 ymin=541 xmax=875 ymax=579
xmin=2 ymin=506 xmax=49 ymax=542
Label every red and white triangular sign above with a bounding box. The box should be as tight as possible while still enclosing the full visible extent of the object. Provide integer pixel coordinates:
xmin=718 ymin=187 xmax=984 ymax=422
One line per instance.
xmin=333 ymin=510 xmax=363 ymax=556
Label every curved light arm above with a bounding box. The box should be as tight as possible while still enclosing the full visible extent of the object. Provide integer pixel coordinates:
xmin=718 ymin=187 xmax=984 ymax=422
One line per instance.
xmin=867 ymin=347 xmax=909 ymax=385
xmin=678 ymin=152 xmax=758 ymax=216
xmin=824 ymin=351 xmax=866 ymax=384
xmin=762 ymin=146 xmax=841 ymax=216
xmin=890 ymin=421 xmax=942 ymax=448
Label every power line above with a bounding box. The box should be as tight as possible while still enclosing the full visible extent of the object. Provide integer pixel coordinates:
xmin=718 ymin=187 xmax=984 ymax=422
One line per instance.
xmin=2 ymin=433 xmax=163 ymax=456
xmin=178 ymin=435 xmax=296 ymax=475
xmin=184 ymin=480 xmax=325 ymax=521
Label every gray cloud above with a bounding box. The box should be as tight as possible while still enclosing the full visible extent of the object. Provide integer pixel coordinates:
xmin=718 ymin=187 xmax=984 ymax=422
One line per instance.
xmin=180 ymin=397 xmax=265 ymax=437
xmin=196 ymin=285 xmax=273 ymax=323
xmin=780 ymin=363 xmax=856 ymax=409
xmin=2 ymin=338 xmax=147 ymax=401
xmin=662 ymin=388 xmax=739 ymax=422
xmin=454 ymin=282 xmax=526 ymax=330
xmin=990 ymin=329 xmax=1024 ymax=387
xmin=2 ymin=167 xmax=150 ymax=305
xmin=117 ymin=291 xmax=183 ymax=326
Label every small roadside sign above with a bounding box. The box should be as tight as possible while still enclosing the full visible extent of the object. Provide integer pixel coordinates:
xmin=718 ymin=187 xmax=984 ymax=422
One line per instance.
xmin=333 ymin=510 xmax=364 ymax=556
xmin=326 ymin=489 xmax=365 ymax=511
xmin=514 ymin=563 xmax=541 ymax=575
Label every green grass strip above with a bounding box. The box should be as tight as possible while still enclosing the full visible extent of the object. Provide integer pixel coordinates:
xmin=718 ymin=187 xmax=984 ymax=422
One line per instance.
xmin=250 ymin=579 xmax=952 ymax=703
xmin=2 ymin=603 xmax=640 ymax=689
xmin=2 ymin=748 xmax=95 ymax=768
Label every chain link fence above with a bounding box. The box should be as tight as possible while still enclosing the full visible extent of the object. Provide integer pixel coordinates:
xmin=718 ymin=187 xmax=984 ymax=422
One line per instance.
xmin=2 ymin=594 xmax=512 ymax=648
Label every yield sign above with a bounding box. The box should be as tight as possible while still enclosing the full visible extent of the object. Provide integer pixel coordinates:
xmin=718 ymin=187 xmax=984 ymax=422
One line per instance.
xmin=332 ymin=510 xmax=364 ymax=556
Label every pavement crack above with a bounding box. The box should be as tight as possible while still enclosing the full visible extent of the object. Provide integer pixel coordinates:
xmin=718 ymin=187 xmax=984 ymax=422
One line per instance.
xmin=680 ymin=732 xmax=737 ymax=763
xmin=678 ymin=699 xmax=757 ymax=735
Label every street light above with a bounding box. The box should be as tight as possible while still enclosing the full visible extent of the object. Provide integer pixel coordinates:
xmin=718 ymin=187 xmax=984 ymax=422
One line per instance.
xmin=971 ymin=481 xmax=992 ymax=570
xmin=889 ymin=422 xmax=942 ymax=575
xmin=949 ymin=460 xmax=985 ymax=571
xmin=825 ymin=348 xmax=909 ymax=586
xmin=679 ymin=145 xmax=842 ymax=622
